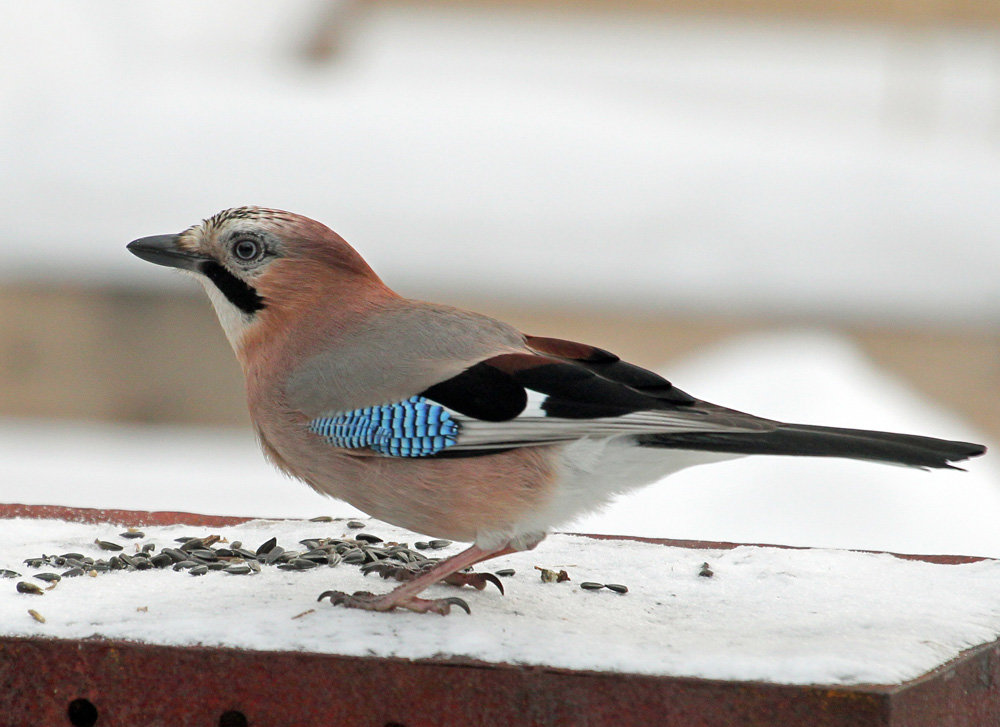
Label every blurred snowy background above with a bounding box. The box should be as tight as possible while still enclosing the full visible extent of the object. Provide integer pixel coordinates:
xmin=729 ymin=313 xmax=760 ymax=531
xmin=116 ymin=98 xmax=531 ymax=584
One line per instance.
xmin=0 ymin=1 xmax=998 ymax=555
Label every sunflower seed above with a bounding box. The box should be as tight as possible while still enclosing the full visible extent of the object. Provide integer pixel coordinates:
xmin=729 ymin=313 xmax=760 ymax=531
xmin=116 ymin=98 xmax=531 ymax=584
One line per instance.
xmin=224 ymin=564 xmax=252 ymax=575
xmin=341 ymin=549 xmax=366 ymax=565
xmin=120 ymin=530 xmax=144 ymax=539
xmin=150 ymin=553 xmax=173 ymax=568
xmin=61 ymin=567 xmax=85 ymax=578
xmin=256 ymin=537 xmax=278 ymax=556
xmin=162 ymin=548 xmax=188 ymax=563
xmin=605 ymin=583 xmax=629 ymax=594
xmin=188 ymin=565 xmax=208 ymax=576
xmin=33 ymin=573 xmax=61 ymax=583
xmin=346 ymin=520 xmax=365 ymax=529
xmin=428 ymin=539 xmax=451 ymax=550
xmin=580 ymin=582 xmax=605 ymax=590
xmin=263 ymin=546 xmax=286 ymax=565
xmin=16 ymin=581 xmax=43 ymax=595
xmin=0 ymin=569 xmax=20 ymax=579
xmin=94 ymin=540 xmax=123 ymax=552
xmin=28 ymin=608 xmax=45 ymax=623
xmin=172 ymin=560 xmax=199 ymax=571
xmin=247 ymin=560 xmax=261 ymax=573
xmin=494 ymin=568 xmax=516 ymax=577
xmin=355 ymin=533 xmax=383 ymax=544
xmin=308 ymin=515 xmax=333 ymax=522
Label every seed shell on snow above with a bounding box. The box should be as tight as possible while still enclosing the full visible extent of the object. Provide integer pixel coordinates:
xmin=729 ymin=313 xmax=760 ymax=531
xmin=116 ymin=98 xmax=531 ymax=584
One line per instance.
xmin=605 ymin=583 xmax=629 ymax=594
xmin=580 ymin=582 xmax=605 ymax=591
xmin=16 ymin=581 xmax=44 ymax=595
xmin=28 ymin=609 xmax=45 ymax=623
xmin=94 ymin=540 xmax=123 ymax=552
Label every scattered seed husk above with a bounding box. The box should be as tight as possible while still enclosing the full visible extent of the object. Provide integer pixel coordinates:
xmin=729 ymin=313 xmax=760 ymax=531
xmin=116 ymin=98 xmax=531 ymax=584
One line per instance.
xmin=33 ymin=573 xmax=61 ymax=583
xmin=355 ymin=533 xmax=383 ymax=544
xmin=605 ymin=583 xmax=629 ymax=594
xmin=494 ymin=568 xmax=515 ymax=577
xmin=308 ymin=515 xmax=333 ymax=522
xmin=224 ymin=564 xmax=252 ymax=575
xmin=414 ymin=541 xmax=429 ymax=550
xmin=120 ymin=530 xmax=144 ymax=539
xmin=0 ymin=569 xmax=20 ymax=579
xmin=61 ymin=567 xmax=85 ymax=578
xmin=580 ymin=582 xmax=605 ymax=590
xmin=188 ymin=565 xmax=208 ymax=576
xmin=346 ymin=520 xmax=365 ymax=529
xmin=16 ymin=581 xmax=44 ymax=595
xmin=536 ymin=567 xmax=559 ymax=583
xmin=291 ymin=608 xmax=315 ymax=619
xmin=94 ymin=540 xmax=123 ymax=552
xmin=428 ymin=539 xmax=451 ymax=550
xmin=699 ymin=562 xmax=714 ymax=578
xmin=28 ymin=609 xmax=45 ymax=623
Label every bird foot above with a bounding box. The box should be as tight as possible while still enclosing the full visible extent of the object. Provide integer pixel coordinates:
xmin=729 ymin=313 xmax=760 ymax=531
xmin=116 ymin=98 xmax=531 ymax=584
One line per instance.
xmin=361 ymin=562 xmax=504 ymax=594
xmin=317 ymin=589 xmax=470 ymax=615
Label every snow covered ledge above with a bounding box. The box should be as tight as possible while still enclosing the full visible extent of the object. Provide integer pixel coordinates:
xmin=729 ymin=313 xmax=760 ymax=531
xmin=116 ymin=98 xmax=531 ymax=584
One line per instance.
xmin=1 ymin=505 xmax=999 ymax=726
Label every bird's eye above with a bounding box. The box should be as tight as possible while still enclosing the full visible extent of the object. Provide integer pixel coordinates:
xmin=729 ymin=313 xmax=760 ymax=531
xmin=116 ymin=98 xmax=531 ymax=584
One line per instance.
xmin=232 ymin=238 xmax=262 ymax=262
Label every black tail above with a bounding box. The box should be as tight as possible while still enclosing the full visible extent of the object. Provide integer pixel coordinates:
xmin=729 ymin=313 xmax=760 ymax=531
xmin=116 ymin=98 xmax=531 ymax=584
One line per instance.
xmin=638 ymin=424 xmax=986 ymax=470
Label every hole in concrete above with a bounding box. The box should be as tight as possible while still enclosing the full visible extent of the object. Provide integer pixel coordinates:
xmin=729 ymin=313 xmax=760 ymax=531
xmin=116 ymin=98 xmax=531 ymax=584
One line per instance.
xmin=219 ymin=710 xmax=248 ymax=727
xmin=67 ymin=698 xmax=98 ymax=727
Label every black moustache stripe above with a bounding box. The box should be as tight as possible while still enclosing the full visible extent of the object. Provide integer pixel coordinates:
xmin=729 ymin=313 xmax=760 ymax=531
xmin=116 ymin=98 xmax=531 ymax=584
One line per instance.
xmin=199 ymin=261 xmax=265 ymax=315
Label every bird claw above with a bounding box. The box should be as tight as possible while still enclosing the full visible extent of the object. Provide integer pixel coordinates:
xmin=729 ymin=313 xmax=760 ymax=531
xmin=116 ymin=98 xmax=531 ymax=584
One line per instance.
xmin=444 ymin=571 xmax=505 ymax=595
xmin=360 ymin=562 xmax=422 ymax=580
xmin=317 ymin=589 xmax=470 ymax=615
xmin=360 ymin=562 xmax=504 ymax=594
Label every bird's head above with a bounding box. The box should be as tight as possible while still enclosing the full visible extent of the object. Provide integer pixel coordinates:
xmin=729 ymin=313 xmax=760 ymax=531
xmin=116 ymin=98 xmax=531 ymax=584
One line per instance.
xmin=127 ymin=207 xmax=386 ymax=350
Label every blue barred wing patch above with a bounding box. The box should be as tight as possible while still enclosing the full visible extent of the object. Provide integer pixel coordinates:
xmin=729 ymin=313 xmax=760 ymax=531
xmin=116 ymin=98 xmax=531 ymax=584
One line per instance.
xmin=308 ymin=396 xmax=459 ymax=457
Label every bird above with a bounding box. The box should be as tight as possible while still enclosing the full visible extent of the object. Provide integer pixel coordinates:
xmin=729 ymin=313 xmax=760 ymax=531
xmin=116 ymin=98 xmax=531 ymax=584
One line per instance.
xmin=127 ymin=207 xmax=986 ymax=615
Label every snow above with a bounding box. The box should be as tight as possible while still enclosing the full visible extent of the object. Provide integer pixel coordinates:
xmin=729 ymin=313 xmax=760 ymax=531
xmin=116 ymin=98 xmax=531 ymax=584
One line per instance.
xmin=1 ymin=330 xmax=996 ymax=558
xmin=1 ymin=2 xmax=999 ymax=323
xmin=2 ymin=516 xmax=999 ymax=686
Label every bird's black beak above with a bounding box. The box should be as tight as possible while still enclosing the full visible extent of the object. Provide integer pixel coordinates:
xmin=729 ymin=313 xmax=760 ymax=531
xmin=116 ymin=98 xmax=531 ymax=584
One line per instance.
xmin=127 ymin=234 xmax=209 ymax=273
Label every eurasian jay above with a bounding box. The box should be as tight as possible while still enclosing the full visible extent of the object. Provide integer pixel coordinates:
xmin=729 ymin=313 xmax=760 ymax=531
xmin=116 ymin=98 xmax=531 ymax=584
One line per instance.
xmin=128 ymin=207 xmax=986 ymax=615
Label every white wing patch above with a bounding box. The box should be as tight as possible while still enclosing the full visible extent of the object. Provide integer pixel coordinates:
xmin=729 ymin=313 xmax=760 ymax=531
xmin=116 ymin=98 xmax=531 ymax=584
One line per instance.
xmin=445 ymin=387 xmax=773 ymax=451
